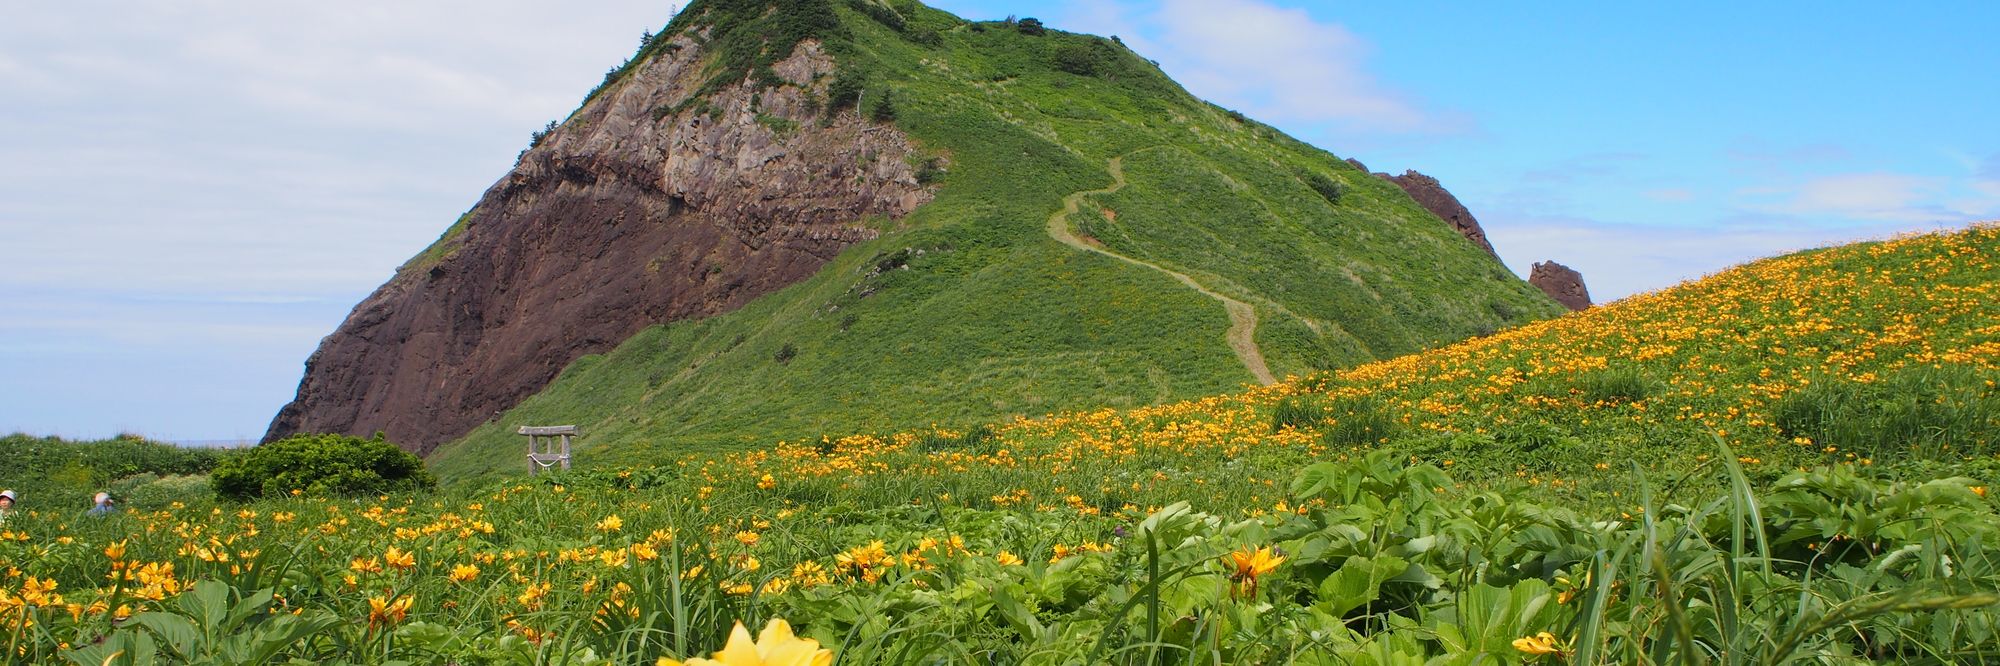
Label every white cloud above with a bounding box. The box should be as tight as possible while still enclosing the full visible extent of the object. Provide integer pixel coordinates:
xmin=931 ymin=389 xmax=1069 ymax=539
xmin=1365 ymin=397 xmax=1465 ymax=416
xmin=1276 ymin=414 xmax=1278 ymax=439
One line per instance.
xmin=1642 ymin=188 xmax=1694 ymax=203
xmin=1064 ymin=0 xmax=1453 ymax=135
xmin=0 ymin=1 xmax=676 ymax=438
xmin=1750 ymin=173 xmax=1956 ymax=223
xmin=1975 ymin=153 xmax=2000 ymax=200
xmin=1490 ymin=215 xmax=1922 ymax=303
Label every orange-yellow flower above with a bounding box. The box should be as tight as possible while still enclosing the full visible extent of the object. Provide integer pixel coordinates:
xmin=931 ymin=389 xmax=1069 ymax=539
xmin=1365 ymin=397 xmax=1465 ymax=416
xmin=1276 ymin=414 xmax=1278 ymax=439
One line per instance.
xmin=448 ymin=563 xmax=480 ymax=583
xmin=1226 ymin=546 xmax=1284 ymax=597
xmin=658 ymin=619 xmax=831 ymax=666
xmin=367 ymin=595 xmax=412 ymax=630
xmin=384 ymin=546 xmax=415 ymax=571
xmin=1513 ymin=631 xmax=1566 ymax=657
xmin=598 ymin=515 xmax=624 ymax=532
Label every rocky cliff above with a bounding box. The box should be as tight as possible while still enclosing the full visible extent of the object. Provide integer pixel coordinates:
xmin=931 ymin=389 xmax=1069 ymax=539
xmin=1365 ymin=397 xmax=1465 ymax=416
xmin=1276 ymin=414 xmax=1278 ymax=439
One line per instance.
xmin=1529 ymin=260 xmax=1592 ymax=311
xmin=265 ymin=35 xmax=932 ymax=454
xmin=1345 ymin=159 xmax=1496 ymax=257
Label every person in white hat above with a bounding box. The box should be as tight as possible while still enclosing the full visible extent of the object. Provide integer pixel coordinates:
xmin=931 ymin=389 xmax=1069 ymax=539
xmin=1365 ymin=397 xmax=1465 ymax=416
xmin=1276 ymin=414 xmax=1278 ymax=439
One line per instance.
xmin=0 ymin=490 xmax=15 ymax=524
xmin=88 ymin=491 xmax=114 ymax=517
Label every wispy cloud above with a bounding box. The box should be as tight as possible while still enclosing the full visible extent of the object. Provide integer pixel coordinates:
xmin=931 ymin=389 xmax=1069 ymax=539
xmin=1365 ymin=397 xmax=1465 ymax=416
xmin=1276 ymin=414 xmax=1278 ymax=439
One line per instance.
xmin=1754 ymin=173 xmax=1949 ymax=222
xmin=1740 ymin=171 xmax=2000 ymax=224
xmin=1642 ymin=188 xmax=1695 ymax=203
xmin=1064 ymin=0 xmax=1460 ymax=136
xmin=1490 ymin=214 xmax=1925 ymax=303
xmin=1725 ymin=139 xmax=1853 ymax=166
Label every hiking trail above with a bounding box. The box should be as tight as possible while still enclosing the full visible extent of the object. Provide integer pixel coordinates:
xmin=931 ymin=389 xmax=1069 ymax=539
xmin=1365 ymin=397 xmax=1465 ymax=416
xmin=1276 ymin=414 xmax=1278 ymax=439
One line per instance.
xmin=1046 ymin=155 xmax=1275 ymax=385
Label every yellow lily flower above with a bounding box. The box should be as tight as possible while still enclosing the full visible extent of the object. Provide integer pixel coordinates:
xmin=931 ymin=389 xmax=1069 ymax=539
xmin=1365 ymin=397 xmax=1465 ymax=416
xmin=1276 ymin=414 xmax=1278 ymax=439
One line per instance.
xmin=659 ymin=619 xmax=832 ymax=666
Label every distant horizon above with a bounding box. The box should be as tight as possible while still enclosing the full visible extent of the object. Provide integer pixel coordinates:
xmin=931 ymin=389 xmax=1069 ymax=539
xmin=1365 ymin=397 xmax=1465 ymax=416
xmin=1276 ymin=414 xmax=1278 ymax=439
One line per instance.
xmin=4 ymin=0 xmax=1995 ymax=440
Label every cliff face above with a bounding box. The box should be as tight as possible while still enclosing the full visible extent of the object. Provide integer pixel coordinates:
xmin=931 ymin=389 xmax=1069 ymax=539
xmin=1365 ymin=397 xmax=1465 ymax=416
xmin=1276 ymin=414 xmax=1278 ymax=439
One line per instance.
xmin=1380 ymin=170 xmax=1496 ymax=258
xmin=265 ymin=36 xmax=932 ymax=454
xmin=1344 ymin=159 xmax=1496 ymax=257
xmin=1530 ymin=260 xmax=1592 ymax=311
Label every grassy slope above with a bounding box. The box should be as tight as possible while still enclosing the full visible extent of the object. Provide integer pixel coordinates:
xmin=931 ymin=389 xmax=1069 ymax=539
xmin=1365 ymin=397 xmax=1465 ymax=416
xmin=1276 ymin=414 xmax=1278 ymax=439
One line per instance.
xmin=426 ymin=3 xmax=1559 ymax=481
xmin=6 ymin=228 xmax=1996 ymax=665
xmin=667 ymin=224 xmax=2000 ymax=510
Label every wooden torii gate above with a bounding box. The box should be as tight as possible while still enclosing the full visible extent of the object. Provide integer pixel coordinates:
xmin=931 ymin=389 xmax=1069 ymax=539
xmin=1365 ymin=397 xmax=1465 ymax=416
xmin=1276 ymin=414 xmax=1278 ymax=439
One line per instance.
xmin=518 ymin=425 xmax=576 ymax=475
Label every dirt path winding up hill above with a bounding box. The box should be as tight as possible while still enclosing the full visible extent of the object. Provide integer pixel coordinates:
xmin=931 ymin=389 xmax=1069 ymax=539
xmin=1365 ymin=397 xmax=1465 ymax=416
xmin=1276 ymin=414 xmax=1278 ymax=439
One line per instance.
xmin=1046 ymin=155 xmax=1276 ymax=385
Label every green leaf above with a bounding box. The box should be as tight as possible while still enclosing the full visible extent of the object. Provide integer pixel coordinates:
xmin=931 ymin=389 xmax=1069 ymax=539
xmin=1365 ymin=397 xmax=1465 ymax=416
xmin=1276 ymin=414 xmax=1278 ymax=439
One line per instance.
xmin=132 ymin=611 xmax=202 ymax=660
xmin=990 ymin=586 xmax=1046 ymax=641
xmin=1316 ymin=554 xmax=1408 ymax=617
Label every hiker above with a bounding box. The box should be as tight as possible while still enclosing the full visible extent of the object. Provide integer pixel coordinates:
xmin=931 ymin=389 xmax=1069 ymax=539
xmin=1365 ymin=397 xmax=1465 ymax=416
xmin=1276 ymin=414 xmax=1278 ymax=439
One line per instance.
xmin=0 ymin=490 xmax=15 ymax=523
xmin=87 ymin=492 xmax=115 ymax=517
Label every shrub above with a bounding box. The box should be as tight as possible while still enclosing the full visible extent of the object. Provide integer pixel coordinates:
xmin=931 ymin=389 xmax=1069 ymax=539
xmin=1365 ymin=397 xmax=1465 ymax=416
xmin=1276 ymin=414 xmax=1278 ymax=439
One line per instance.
xmin=775 ymin=343 xmax=799 ymax=364
xmin=915 ymin=157 xmax=947 ymax=184
xmin=826 ymin=70 xmax=865 ymax=113
xmin=1016 ymin=17 xmax=1046 ymax=36
xmin=1306 ymin=173 xmax=1347 ymax=205
xmin=1051 ymin=43 xmax=1100 ymax=76
xmin=869 ymin=92 xmax=898 ymax=123
xmin=211 ymin=433 xmax=435 ymax=500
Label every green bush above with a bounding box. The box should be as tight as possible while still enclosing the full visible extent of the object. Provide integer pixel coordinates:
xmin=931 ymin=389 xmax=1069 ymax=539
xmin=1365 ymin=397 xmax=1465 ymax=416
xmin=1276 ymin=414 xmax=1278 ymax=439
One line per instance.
xmin=1051 ymin=43 xmax=1100 ymax=76
xmin=826 ymin=69 xmax=865 ymax=113
xmin=869 ymin=91 xmax=898 ymax=123
xmin=1305 ymin=173 xmax=1347 ymax=205
xmin=211 ymin=434 xmax=435 ymax=500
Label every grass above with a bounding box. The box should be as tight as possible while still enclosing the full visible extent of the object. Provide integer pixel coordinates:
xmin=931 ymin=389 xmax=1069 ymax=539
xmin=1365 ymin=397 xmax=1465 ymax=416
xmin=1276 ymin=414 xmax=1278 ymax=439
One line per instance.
xmin=0 ymin=434 xmax=230 ymax=511
xmin=425 ymin=0 xmax=1560 ymax=481
xmin=6 ymin=225 xmax=2000 ymax=663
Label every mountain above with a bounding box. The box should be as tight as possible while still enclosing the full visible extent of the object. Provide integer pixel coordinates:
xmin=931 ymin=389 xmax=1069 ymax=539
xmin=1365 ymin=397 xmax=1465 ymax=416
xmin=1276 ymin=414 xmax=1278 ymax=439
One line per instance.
xmin=267 ymin=0 xmax=1566 ymax=479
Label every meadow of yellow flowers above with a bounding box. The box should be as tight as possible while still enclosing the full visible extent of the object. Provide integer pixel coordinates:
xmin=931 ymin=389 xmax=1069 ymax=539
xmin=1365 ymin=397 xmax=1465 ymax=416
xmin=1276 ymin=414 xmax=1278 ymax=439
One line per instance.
xmin=3 ymin=225 xmax=1998 ymax=663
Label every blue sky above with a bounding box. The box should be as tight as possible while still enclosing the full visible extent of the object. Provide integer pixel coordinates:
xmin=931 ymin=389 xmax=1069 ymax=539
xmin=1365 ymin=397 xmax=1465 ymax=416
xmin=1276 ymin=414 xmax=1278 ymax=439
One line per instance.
xmin=2 ymin=1 xmax=1995 ymax=441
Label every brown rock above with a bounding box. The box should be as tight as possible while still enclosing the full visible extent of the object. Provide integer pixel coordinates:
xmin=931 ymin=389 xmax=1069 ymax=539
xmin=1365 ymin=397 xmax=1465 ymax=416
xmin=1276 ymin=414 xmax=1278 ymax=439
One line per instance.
xmin=1377 ymin=170 xmax=1497 ymax=258
xmin=1529 ymin=261 xmax=1592 ymax=311
xmin=264 ymin=37 xmax=933 ymax=454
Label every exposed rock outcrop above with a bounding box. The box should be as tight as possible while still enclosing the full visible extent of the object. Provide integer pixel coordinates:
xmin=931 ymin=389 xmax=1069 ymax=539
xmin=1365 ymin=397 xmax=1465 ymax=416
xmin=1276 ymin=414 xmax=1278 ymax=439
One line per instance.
xmin=1381 ymin=170 xmax=1496 ymax=258
xmin=265 ymin=37 xmax=933 ymax=454
xmin=1345 ymin=159 xmax=1496 ymax=258
xmin=1529 ymin=261 xmax=1592 ymax=311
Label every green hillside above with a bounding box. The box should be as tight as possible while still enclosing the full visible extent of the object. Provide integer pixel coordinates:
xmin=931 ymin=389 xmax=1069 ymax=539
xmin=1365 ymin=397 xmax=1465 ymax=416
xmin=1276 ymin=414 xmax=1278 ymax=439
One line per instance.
xmin=426 ymin=1 xmax=1561 ymax=481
